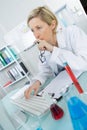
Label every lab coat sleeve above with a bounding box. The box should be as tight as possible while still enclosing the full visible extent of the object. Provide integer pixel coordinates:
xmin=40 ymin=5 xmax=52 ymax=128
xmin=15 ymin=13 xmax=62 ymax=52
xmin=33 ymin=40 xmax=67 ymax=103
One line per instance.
xmin=50 ymin=26 xmax=87 ymax=71
xmin=32 ymin=61 xmax=54 ymax=85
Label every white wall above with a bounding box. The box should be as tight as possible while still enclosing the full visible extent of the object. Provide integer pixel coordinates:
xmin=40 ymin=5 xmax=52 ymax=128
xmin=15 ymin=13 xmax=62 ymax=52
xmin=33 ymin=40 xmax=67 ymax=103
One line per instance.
xmin=66 ymin=0 xmax=87 ymax=33
xmin=44 ymin=0 xmax=66 ymax=12
xmin=0 ymin=0 xmax=46 ymax=48
xmin=0 ymin=0 xmax=46 ymax=32
xmin=45 ymin=0 xmax=87 ymax=33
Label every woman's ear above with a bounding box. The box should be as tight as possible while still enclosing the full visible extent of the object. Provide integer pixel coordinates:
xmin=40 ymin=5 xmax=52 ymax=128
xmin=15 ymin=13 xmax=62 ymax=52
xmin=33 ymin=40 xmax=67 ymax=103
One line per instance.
xmin=51 ymin=20 xmax=56 ymax=30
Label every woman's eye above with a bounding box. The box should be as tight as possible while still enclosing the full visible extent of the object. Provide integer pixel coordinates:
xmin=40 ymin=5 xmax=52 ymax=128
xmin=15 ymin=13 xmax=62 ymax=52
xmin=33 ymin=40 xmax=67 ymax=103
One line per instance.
xmin=31 ymin=26 xmax=42 ymax=33
xmin=37 ymin=26 xmax=42 ymax=30
xmin=31 ymin=29 xmax=34 ymax=32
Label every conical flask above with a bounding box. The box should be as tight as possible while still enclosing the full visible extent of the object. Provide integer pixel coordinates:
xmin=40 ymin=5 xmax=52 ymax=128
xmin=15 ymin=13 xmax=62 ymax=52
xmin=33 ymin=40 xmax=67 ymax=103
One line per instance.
xmin=43 ymin=92 xmax=64 ymax=120
xmin=63 ymin=86 xmax=87 ymax=130
xmin=50 ymin=102 xmax=64 ymax=120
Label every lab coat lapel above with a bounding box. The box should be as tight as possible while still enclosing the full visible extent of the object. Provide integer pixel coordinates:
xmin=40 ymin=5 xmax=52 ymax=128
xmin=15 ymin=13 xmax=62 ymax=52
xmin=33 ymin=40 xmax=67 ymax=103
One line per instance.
xmin=57 ymin=28 xmax=66 ymax=48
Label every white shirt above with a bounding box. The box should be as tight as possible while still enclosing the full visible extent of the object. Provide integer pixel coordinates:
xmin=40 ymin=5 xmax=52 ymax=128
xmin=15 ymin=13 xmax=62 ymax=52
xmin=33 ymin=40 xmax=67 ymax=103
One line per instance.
xmin=33 ymin=25 xmax=87 ymax=85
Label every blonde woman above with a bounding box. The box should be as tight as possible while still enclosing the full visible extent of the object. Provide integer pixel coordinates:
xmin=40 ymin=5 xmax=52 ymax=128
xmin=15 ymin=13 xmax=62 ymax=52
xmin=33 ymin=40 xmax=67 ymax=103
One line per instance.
xmin=24 ymin=6 xmax=87 ymax=99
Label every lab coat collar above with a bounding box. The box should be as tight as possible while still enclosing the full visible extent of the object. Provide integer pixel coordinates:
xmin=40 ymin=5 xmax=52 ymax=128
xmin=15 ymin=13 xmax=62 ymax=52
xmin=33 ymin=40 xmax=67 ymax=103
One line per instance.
xmin=57 ymin=27 xmax=66 ymax=48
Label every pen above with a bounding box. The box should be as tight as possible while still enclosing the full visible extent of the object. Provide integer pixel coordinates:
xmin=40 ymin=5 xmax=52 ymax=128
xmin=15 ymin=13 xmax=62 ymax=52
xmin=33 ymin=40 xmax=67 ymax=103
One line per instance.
xmin=63 ymin=62 xmax=83 ymax=94
xmin=24 ymin=41 xmax=39 ymax=51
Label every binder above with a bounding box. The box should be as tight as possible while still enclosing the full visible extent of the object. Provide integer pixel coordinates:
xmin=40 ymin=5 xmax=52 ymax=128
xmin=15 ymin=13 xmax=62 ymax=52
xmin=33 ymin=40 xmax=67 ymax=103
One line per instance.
xmin=19 ymin=62 xmax=28 ymax=74
xmin=0 ymin=53 xmax=7 ymax=66
xmin=4 ymin=49 xmax=13 ymax=61
xmin=1 ymin=51 xmax=11 ymax=64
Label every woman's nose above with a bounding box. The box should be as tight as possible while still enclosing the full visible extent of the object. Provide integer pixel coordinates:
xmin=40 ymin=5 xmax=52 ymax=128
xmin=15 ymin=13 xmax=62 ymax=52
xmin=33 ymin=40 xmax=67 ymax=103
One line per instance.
xmin=34 ymin=32 xmax=40 ymax=39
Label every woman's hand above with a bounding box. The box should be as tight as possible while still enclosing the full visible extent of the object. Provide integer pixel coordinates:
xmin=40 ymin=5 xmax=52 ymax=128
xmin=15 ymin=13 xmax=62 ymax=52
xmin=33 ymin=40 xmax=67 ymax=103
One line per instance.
xmin=36 ymin=40 xmax=54 ymax=52
xmin=24 ymin=80 xmax=41 ymax=99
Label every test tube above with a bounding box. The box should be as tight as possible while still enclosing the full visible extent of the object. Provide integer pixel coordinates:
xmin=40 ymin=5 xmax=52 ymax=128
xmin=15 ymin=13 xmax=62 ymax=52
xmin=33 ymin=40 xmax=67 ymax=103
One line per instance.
xmin=63 ymin=62 xmax=83 ymax=94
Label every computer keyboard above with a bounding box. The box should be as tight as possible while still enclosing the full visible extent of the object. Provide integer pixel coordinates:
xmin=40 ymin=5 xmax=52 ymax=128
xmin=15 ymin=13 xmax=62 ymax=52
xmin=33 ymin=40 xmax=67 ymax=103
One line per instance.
xmin=11 ymin=95 xmax=50 ymax=117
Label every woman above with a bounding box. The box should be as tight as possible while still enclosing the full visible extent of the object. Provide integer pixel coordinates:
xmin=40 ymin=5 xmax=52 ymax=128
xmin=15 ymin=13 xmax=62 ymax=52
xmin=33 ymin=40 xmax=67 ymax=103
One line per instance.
xmin=24 ymin=6 xmax=87 ymax=99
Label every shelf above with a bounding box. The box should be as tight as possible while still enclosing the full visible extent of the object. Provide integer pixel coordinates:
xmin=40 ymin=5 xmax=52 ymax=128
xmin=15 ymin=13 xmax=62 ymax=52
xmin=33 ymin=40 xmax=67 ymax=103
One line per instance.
xmin=3 ymin=75 xmax=26 ymax=88
xmin=0 ymin=61 xmax=15 ymax=71
xmin=0 ymin=45 xmax=31 ymax=94
xmin=0 ymin=57 xmax=20 ymax=71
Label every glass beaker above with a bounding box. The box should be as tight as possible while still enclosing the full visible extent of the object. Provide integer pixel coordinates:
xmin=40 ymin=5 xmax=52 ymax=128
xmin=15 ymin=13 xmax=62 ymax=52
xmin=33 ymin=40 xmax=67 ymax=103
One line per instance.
xmin=63 ymin=86 xmax=87 ymax=130
xmin=43 ymin=92 xmax=64 ymax=120
xmin=35 ymin=116 xmax=43 ymax=130
xmin=50 ymin=103 xmax=64 ymax=120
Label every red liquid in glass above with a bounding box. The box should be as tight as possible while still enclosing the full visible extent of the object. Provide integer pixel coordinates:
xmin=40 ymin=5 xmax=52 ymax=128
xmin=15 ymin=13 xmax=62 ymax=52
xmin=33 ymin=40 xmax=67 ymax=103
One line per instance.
xmin=50 ymin=103 xmax=64 ymax=120
xmin=64 ymin=63 xmax=83 ymax=94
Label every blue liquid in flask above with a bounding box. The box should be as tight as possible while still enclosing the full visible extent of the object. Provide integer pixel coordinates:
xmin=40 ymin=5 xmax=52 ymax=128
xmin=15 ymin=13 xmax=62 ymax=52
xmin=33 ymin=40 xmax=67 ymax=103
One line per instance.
xmin=36 ymin=127 xmax=43 ymax=130
xmin=67 ymin=96 xmax=87 ymax=130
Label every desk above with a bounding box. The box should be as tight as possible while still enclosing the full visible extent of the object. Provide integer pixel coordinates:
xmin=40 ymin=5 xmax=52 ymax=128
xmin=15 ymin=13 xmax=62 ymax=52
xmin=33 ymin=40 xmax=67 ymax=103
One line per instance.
xmin=0 ymin=102 xmax=15 ymax=130
xmin=1 ymin=71 xmax=87 ymax=130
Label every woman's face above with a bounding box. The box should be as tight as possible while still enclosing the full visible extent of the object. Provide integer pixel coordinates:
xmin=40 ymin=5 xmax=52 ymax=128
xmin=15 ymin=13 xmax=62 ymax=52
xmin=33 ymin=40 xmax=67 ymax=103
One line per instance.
xmin=29 ymin=17 xmax=56 ymax=43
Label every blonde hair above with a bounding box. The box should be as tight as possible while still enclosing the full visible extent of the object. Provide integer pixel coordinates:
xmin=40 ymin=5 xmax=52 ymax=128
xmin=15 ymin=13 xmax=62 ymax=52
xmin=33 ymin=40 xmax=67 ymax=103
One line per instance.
xmin=27 ymin=6 xmax=58 ymax=33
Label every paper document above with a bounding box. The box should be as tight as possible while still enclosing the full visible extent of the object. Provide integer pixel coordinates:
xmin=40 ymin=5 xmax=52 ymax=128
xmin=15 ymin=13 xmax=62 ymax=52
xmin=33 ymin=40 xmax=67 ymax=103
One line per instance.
xmin=39 ymin=70 xmax=82 ymax=98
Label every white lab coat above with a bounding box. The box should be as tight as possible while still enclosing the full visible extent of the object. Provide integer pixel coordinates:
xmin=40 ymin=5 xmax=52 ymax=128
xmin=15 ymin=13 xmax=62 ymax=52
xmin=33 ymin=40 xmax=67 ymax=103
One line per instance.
xmin=33 ymin=25 xmax=87 ymax=85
